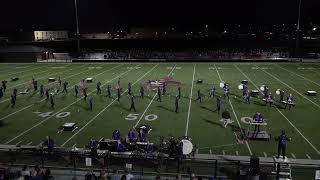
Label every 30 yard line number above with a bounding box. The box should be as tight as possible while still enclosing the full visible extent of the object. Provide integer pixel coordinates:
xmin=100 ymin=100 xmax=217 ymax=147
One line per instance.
xmin=125 ymin=114 xmax=158 ymax=121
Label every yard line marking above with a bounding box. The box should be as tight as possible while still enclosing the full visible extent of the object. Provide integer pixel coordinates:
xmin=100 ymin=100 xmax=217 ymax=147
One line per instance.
xmin=291 ymin=153 xmax=296 ymax=159
xmin=72 ymin=143 xmax=77 ymax=148
xmin=0 ymin=65 xmax=122 ymax=121
xmin=26 ymin=141 xmax=32 ymax=146
xmin=214 ymin=64 xmax=253 ymax=156
xmin=133 ymin=64 xmax=176 ymax=128
xmin=276 ymin=64 xmax=320 ymax=87
xmin=0 ymin=64 xmax=87 ymax=104
xmin=261 ymin=68 xmax=320 ymax=109
xmin=61 ymin=64 xmax=158 ymax=147
xmin=5 ymin=65 xmax=128 ymax=144
xmin=306 ymin=154 xmax=311 ymax=159
xmin=222 ymin=150 xmax=225 ymax=155
xmin=185 ymin=64 xmax=196 ymax=136
xmin=15 ymin=141 xmax=22 ymax=146
xmin=263 ymin=152 xmax=267 ymax=158
xmin=235 ymin=65 xmax=320 ymax=155
xmin=209 ymin=149 xmax=212 ymax=154
xmin=37 ymin=142 xmax=43 ymax=146
xmin=236 ymin=151 xmax=239 ymax=156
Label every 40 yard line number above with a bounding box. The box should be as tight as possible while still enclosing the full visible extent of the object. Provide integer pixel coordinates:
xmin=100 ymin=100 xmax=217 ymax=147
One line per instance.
xmin=125 ymin=114 xmax=158 ymax=121
xmin=37 ymin=111 xmax=71 ymax=119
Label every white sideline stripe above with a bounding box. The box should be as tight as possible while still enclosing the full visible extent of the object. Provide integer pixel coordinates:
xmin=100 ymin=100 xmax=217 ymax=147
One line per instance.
xmin=263 ymin=152 xmax=267 ymax=158
xmin=26 ymin=141 xmax=32 ymax=146
xmin=235 ymin=65 xmax=320 ymax=155
xmin=5 ymin=65 xmax=127 ymax=144
xmin=15 ymin=141 xmax=21 ymax=146
xmin=261 ymin=68 xmax=320 ymax=109
xmin=5 ymin=64 xmax=82 ymax=90
xmin=236 ymin=151 xmax=239 ymax=156
xmin=185 ymin=64 xmax=196 ymax=136
xmin=133 ymin=65 xmax=176 ymax=128
xmin=277 ymin=64 xmax=320 ymax=87
xmin=0 ymin=65 xmax=121 ymax=121
xmin=61 ymin=64 xmax=158 ymax=147
xmin=2 ymin=66 xmax=44 ymax=78
xmin=214 ymin=64 xmax=253 ymax=156
xmin=0 ymin=64 xmax=87 ymax=104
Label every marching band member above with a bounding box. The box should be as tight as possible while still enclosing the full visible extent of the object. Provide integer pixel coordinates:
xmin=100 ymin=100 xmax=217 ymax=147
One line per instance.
xmin=265 ymin=92 xmax=273 ymax=107
xmin=62 ymin=81 xmax=68 ymax=94
xmin=40 ymin=84 xmax=44 ymax=97
xmin=45 ymin=86 xmax=50 ymax=100
xmin=1 ymin=80 xmax=7 ymax=92
xmin=196 ymin=90 xmax=203 ymax=103
xmin=129 ymin=95 xmax=136 ymax=112
xmin=242 ymin=84 xmax=248 ymax=96
xmin=253 ymin=111 xmax=264 ymax=133
xmin=32 ymin=79 xmax=38 ymax=92
xmin=74 ymin=85 xmax=79 ymax=98
xmin=140 ymin=86 xmax=144 ymax=99
xmin=106 ymin=84 xmax=112 ymax=98
xmin=96 ymin=81 xmax=102 ymax=94
xmin=127 ymin=129 xmax=136 ymax=142
xmin=11 ymin=94 xmax=16 ymax=108
xmin=88 ymin=96 xmax=93 ymax=111
xmin=276 ymin=130 xmax=291 ymax=160
xmin=138 ymin=129 xmax=146 ymax=142
xmin=279 ymin=90 xmax=285 ymax=102
xmin=156 ymin=86 xmax=162 ymax=102
xmin=50 ymin=94 xmax=55 ymax=108
xmin=285 ymin=94 xmax=294 ymax=110
xmin=223 ymin=84 xmax=230 ymax=100
xmin=216 ymin=96 xmax=221 ymax=114
xmin=243 ymin=89 xmax=250 ymax=104
xmin=44 ymin=136 xmax=55 ymax=151
xmin=175 ymin=95 xmax=179 ymax=113
xmin=116 ymin=140 xmax=126 ymax=152
xmin=209 ymin=85 xmax=215 ymax=98
xmin=178 ymin=87 xmax=181 ymax=99
xmin=0 ymin=87 xmax=3 ymax=99
xmin=13 ymin=88 xmax=18 ymax=99
xmin=128 ymin=82 xmax=132 ymax=95
xmin=83 ymin=88 xmax=88 ymax=101
xmin=112 ymin=129 xmax=121 ymax=140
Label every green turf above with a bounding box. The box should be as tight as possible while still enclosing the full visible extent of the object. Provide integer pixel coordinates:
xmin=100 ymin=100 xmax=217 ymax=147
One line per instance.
xmin=0 ymin=63 xmax=320 ymax=160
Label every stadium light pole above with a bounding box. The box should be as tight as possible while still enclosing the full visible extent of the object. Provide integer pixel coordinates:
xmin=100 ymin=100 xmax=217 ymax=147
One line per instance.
xmin=295 ymin=0 xmax=302 ymax=59
xmin=74 ymin=0 xmax=81 ymax=55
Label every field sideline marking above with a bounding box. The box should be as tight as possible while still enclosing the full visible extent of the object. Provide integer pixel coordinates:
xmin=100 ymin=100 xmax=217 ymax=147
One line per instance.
xmin=235 ymin=65 xmax=320 ymax=155
xmin=276 ymin=64 xmax=320 ymax=87
xmin=0 ymin=66 xmax=44 ymax=79
xmin=261 ymin=68 xmax=320 ymax=109
xmin=0 ymin=64 xmax=86 ymax=104
xmin=214 ymin=64 xmax=253 ymax=156
xmin=133 ymin=65 xmax=176 ymax=128
xmin=5 ymin=65 xmax=128 ymax=144
xmin=185 ymin=64 xmax=196 ymax=136
xmin=0 ymin=64 xmax=121 ymax=121
xmin=61 ymin=64 xmax=159 ymax=147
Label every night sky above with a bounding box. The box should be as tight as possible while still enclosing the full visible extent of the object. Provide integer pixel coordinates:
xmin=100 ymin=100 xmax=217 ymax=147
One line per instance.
xmin=1 ymin=0 xmax=319 ymax=32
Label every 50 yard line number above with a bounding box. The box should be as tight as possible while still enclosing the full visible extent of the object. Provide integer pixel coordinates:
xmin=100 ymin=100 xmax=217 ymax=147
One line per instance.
xmin=125 ymin=114 xmax=158 ymax=121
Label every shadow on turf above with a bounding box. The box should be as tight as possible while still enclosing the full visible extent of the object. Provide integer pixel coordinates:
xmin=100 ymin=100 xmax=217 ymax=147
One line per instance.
xmin=202 ymin=118 xmax=223 ymax=128
xmin=200 ymin=106 xmax=215 ymax=113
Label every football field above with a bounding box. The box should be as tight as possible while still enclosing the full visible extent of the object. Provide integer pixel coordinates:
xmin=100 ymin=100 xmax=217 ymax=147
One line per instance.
xmin=0 ymin=62 xmax=320 ymax=160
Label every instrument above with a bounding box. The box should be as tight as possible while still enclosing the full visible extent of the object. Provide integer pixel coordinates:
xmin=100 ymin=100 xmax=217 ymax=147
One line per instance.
xmin=219 ymin=81 xmax=225 ymax=88
xmin=238 ymin=84 xmax=244 ymax=90
xmin=181 ymin=139 xmax=193 ymax=155
xmin=260 ymin=85 xmax=266 ymax=91
xmin=276 ymin=89 xmax=282 ymax=95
